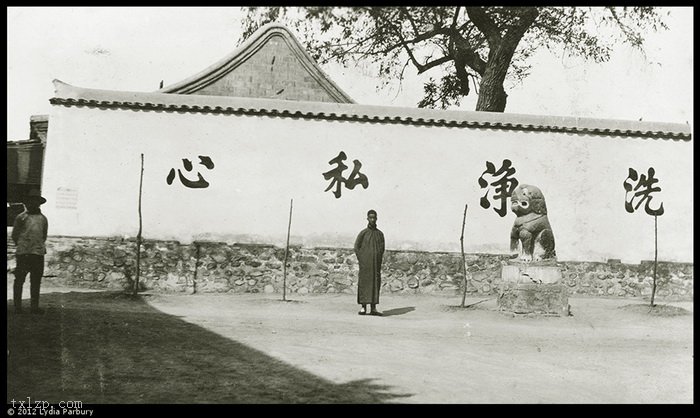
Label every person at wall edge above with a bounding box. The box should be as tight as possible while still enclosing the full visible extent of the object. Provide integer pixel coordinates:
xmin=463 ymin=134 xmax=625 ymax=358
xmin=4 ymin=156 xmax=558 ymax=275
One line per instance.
xmin=12 ymin=189 xmax=49 ymax=314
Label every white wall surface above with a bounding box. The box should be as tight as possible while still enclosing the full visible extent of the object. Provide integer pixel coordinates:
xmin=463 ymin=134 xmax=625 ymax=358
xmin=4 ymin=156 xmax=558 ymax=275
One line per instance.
xmin=42 ymin=106 xmax=693 ymax=263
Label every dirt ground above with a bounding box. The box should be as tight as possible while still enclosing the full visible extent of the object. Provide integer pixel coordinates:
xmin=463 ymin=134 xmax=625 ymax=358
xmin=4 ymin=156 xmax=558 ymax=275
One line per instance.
xmin=6 ymin=286 xmax=694 ymax=404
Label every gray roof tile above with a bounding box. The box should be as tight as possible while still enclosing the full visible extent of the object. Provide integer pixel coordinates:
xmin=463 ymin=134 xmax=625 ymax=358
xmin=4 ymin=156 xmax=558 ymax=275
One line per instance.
xmin=50 ymin=79 xmax=691 ymax=141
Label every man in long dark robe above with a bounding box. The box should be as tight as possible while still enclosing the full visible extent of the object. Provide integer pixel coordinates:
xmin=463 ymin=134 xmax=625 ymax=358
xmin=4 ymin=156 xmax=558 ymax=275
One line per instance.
xmin=354 ymin=209 xmax=385 ymax=316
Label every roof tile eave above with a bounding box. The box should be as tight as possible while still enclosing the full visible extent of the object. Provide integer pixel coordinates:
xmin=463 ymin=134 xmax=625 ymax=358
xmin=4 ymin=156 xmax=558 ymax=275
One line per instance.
xmin=50 ymin=80 xmax=691 ymax=141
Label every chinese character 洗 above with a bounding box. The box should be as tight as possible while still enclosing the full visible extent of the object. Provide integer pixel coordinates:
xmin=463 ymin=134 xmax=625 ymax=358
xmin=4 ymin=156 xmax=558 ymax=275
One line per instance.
xmin=623 ymin=167 xmax=664 ymax=216
xmin=478 ymin=159 xmax=519 ymax=217
xmin=166 ymin=155 xmax=215 ymax=189
xmin=322 ymin=151 xmax=369 ymax=198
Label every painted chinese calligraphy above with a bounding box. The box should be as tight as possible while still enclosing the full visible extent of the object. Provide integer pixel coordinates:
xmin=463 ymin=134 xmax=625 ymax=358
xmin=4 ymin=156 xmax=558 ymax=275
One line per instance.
xmin=623 ymin=167 xmax=664 ymax=216
xmin=167 ymin=156 xmax=215 ymax=189
xmin=322 ymin=151 xmax=369 ymax=198
xmin=478 ymin=159 xmax=519 ymax=217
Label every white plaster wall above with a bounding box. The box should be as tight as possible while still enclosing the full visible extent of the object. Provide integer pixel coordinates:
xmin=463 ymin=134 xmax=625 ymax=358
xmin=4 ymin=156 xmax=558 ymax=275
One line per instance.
xmin=42 ymin=106 xmax=693 ymax=263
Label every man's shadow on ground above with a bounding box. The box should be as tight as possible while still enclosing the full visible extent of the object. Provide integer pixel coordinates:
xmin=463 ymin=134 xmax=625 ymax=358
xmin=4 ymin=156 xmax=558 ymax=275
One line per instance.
xmin=381 ymin=307 xmax=415 ymax=317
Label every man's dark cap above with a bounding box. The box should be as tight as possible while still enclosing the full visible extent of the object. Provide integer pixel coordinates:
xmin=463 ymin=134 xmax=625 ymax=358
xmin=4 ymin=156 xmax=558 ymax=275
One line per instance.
xmin=24 ymin=189 xmax=47 ymax=205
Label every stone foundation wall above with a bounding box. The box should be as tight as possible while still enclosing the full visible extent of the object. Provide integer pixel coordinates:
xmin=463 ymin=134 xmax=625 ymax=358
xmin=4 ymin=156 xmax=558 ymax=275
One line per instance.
xmin=5 ymin=235 xmax=694 ymax=301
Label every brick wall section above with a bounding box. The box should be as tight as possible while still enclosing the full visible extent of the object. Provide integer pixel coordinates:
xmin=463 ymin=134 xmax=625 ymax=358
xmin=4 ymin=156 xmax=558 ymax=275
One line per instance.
xmin=196 ymin=37 xmax=340 ymax=103
xmin=6 ymin=235 xmax=694 ymax=301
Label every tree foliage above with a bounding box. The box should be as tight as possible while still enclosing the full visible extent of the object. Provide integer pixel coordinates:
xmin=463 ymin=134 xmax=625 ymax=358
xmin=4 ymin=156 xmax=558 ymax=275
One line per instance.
xmin=241 ymin=7 xmax=668 ymax=112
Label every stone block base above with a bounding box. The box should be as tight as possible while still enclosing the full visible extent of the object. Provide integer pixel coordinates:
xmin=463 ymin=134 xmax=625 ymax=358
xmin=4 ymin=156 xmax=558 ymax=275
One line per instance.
xmin=498 ymin=262 xmax=569 ymax=316
xmin=501 ymin=263 xmax=562 ymax=284
xmin=498 ymin=282 xmax=570 ymax=316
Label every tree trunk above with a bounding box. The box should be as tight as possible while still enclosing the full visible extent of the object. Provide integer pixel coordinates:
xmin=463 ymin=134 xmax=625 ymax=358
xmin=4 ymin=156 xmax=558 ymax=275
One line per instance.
xmin=475 ymin=77 xmax=508 ymax=112
xmin=469 ymin=7 xmax=539 ymax=113
xmin=475 ymin=47 xmax=513 ymax=112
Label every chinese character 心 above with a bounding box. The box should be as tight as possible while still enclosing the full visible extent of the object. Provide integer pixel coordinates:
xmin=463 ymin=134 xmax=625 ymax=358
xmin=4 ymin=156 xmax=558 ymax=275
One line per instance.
xmin=478 ymin=159 xmax=519 ymax=217
xmin=167 ymin=156 xmax=215 ymax=189
xmin=322 ymin=151 xmax=369 ymax=198
xmin=623 ymin=167 xmax=664 ymax=216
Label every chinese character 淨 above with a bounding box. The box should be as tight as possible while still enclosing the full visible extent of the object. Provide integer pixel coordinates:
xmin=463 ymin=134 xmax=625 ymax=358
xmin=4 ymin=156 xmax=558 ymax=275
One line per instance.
xmin=322 ymin=151 xmax=369 ymax=198
xmin=167 ymin=155 xmax=215 ymax=189
xmin=478 ymin=159 xmax=519 ymax=217
xmin=623 ymin=167 xmax=664 ymax=216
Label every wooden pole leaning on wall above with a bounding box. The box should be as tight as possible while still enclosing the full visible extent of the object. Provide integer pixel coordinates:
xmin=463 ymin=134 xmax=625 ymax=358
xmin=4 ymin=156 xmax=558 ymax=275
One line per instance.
xmin=460 ymin=204 xmax=469 ymax=308
xmin=282 ymin=198 xmax=293 ymax=302
xmin=651 ymin=215 xmax=658 ymax=307
xmin=134 ymin=153 xmax=144 ymax=296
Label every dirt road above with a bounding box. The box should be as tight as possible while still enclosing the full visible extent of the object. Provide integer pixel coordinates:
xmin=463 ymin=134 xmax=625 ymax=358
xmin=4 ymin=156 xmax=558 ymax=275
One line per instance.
xmin=7 ymin=288 xmax=693 ymax=404
xmin=146 ymin=292 xmax=693 ymax=404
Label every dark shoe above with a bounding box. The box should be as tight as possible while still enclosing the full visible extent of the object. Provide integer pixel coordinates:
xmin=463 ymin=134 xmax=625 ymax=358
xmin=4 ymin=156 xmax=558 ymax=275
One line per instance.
xmin=369 ymin=311 xmax=383 ymax=316
xmin=358 ymin=308 xmax=366 ymax=315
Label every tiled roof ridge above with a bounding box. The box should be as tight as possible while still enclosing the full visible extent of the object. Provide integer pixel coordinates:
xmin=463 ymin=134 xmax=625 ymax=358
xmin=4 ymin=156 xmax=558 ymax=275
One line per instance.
xmin=155 ymin=23 xmax=354 ymax=103
xmin=7 ymin=139 xmax=43 ymax=146
xmin=50 ymin=80 xmax=692 ymax=141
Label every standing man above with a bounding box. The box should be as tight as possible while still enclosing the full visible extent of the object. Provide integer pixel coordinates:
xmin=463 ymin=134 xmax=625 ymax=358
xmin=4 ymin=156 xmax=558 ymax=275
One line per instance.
xmin=12 ymin=189 xmax=49 ymax=314
xmin=354 ymin=209 xmax=385 ymax=316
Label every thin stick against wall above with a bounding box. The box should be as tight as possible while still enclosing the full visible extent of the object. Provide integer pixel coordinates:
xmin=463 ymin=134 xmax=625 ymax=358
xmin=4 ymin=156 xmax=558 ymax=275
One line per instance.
xmin=282 ymin=198 xmax=293 ymax=301
xmin=460 ymin=204 xmax=469 ymax=308
xmin=134 ymin=153 xmax=144 ymax=296
xmin=651 ymin=215 xmax=658 ymax=307
xmin=192 ymin=243 xmax=200 ymax=295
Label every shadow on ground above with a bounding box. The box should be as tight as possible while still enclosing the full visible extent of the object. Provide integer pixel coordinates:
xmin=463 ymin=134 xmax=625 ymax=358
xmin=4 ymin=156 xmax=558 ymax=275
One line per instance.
xmin=7 ymin=291 xmax=412 ymax=404
xmin=381 ymin=307 xmax=415 ymax=317
xmin=618 ymin=303 xmax=691 ymax=316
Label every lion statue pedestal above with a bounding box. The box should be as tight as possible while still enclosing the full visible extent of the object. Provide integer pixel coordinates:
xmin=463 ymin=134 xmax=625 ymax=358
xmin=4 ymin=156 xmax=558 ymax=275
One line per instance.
xmin=498 ymin=261 xmax=570 ymax=316
xmin=497 ymin=184 xmax=569 ymax=316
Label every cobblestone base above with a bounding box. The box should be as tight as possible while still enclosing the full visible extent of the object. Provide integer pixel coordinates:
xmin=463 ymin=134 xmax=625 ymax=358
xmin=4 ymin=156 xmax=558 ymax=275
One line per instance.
xmin=5 ymin=235 xmax=694 ymax=300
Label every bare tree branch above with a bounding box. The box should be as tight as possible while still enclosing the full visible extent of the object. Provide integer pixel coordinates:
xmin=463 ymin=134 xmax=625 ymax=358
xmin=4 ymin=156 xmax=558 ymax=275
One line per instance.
xmin=502 ymin=7 xmax=539 ymax=46
xmin=418 ymin=56 xmax=452 ymax=74
xmin=392 ymin=58 xmax=412 ymax=100
xmin=607 ymin=7 xmax=644 ymax=47
xmin=372 ymin=10 xmax=452 ymax=74
xmin=400 ymin=8 xmax=420 ymax=37
xmin=465 ymin=7 xmax=502 ymax=45
xmin=451 ymin=38 xmax=487 ymax=75
xmin=451 ymin=6 xmax=461 ymax=30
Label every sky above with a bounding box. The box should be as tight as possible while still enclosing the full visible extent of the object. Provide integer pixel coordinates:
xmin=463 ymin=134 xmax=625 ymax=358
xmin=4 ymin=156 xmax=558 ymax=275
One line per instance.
xmin=6 ymin=6 xmax=693 ymax=141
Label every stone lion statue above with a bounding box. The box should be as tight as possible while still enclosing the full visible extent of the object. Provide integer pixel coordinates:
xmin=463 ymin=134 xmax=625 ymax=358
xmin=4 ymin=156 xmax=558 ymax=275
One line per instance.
xmin=510 ymin=184 xmax=556 ymax=262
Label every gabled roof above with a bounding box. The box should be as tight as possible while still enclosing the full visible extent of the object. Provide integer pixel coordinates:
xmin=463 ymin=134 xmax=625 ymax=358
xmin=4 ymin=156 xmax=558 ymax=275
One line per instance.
xmin=51 ymin=80 xmax=692 ymax=141
xmin=156 ymin=23 xmax=354 ymax=103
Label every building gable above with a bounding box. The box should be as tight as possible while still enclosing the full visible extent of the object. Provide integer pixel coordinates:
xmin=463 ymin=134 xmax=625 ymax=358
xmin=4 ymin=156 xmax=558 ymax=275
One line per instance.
xmin=157 ymin=23 xmax=354 ymax=103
